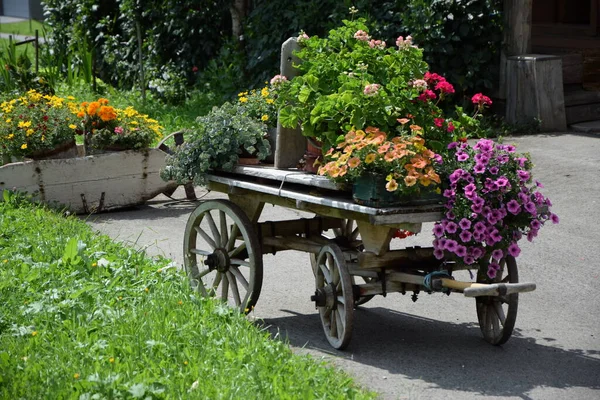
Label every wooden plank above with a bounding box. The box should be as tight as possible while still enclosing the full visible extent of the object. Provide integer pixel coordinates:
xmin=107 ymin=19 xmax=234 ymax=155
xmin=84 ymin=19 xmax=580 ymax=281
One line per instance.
xmin=257 ymin=217 xmax=342 ymax=238
xmin=564 ymin=89 xmax=600 ymax=106
xmin=262 ymin=235 xmax=324 ymax=254
xmin=566 ymin=102 xmax=600 ymax=123
xmin=230 ymin=165 xmax=342 ymax=190
xmin=0 ymin=149 xmax=177 ymax=214
xmin=561 ymin=53 xmax=584 ymax=85
xmin=358 ymin=247 xmax=438 ymax=270
xmin=206 ymin=173 xmax=443 ymax=224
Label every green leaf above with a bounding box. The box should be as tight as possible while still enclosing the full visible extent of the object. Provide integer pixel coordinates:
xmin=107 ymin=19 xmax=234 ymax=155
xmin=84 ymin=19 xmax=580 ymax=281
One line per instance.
xmin=298 ymin=86 xmax=312 ymax=103
xmin=278 ymin=106 xmax=298 ymax=128
xmin=129 ymin=383 xmax=148 ymax=398
xmin=428 ymin=140 xmax=443 ymax=152
xmin=2 ymin=190 xmax=10 ymax=203
xmin=350 ymin=108 xmax=365 ymax=129
xmin=62 ymin=237 xmax=79 ymax=263
xmin=304 ymin=74 xmax=319 ymax=92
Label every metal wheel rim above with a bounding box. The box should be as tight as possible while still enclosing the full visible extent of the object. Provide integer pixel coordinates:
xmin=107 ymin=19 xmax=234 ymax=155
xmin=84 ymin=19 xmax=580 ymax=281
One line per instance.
xmin=315 ymin=244 xmax=354 ymax=350
xmin=476 ymin=255 xmax=519 ymax=345
xmin=183 ymin=199 xmax=263 ymax=313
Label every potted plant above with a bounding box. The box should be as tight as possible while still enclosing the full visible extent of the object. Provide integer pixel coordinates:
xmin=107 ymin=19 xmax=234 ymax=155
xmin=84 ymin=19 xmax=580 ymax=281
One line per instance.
xmin=272 ymin=17 xmax=470 ymax=155
xmin=160 ymin=102 xmax=271 ymax=185
xmin=0 ymin=90 xmax=79 ymax=163
xmin=318 ymin=125 xmax=442 ymax=207
xmin=433 ymin=135 xmax=558 ymax=279
xmin=75 ymin=98 xmax=164 ymax=154
xmin=236 ymin=86 xmax=278 ymax=162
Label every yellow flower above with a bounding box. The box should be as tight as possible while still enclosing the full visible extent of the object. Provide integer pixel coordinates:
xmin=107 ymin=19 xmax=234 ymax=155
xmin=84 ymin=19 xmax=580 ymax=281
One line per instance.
xmin=261 ymin=87 xmax=269 ymax=97
xmin=145 ymin=287 xmax=149 ymax=293
xmin=385 ymin=179 xmax=398 ymax=192
xmin=109 ymin=357 xmax=115 ymax=363
xmin=404 ymin=175 xmax=417 ymax=187
xmin=5 ymin=118 xmax=11 ymax=123
xmin=21 ymin=143 xmax=27 ymax=150
xmin=365 ymin=153 xmax=377 ymax=164
xmin=74 ymin=373 xmax=80 ymax=379
xmin=69 ymin=124 xmax=77 ymax=129
xmin=7 ymin=134 xmax=14 ymax=139
xmin=92 ymin=262 xmax=97 ymax=267
xmin=18 ymin=121 xmax=32 ymax=128
xmin=261 ymin=114 xmax=269 ymax=121
xmin=67 ymin=96 xmax=75 ymax=100
xmin=178 ymin=300 xmax=183 ymax=305
xmin=266 ymin=99 xmax=274 ymax=104
xmin=31 ymin=331 xmax=37 ymax=336
xmin=26 ymin=129 xmax=34 ymax=136
xmin=2 ymin=259 xmax=7 ymax=263
xmin=239 ymin=97 xmax=248 ymax=103
xmin=183 ymin=361 xmax=189 ymax=365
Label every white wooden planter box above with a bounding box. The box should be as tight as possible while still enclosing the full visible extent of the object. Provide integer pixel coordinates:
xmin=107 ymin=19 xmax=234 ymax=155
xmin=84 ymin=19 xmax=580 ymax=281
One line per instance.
xmin=0 ymin=149 xmax=178 ymax=214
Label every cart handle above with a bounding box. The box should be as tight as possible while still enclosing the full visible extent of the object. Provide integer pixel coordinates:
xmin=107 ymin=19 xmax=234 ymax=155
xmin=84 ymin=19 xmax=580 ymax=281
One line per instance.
xmin=434 ymin=278 xmax=536 ymax=297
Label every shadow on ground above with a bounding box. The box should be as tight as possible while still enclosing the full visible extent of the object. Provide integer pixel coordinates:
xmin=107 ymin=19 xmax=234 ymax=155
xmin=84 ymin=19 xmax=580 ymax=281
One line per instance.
xmin=259 ymin=306 xmax=600 ymax=397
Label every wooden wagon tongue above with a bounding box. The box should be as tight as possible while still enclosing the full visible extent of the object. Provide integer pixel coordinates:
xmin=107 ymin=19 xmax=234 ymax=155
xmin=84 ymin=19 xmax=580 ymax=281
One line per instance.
xmin=433 ymin=278 xmax=537 ymax=297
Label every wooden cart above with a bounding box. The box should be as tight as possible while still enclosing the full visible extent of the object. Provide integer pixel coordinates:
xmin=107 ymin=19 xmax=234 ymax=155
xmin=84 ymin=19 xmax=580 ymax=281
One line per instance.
xmin=183 ymin=165 xmax=536 ymax=349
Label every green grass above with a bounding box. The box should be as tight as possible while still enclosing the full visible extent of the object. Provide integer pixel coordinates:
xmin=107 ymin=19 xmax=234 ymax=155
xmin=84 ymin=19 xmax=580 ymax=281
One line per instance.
xmin=0 ymin=192 xmax=375 ymax=399
xmin=0 ymin=37 xmax=38 ymax=63
xmin=0 ymin=19 xmax=48 ymax=36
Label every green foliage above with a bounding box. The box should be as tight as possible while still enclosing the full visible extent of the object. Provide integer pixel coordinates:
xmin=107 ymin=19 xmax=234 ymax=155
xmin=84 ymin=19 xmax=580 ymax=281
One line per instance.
xmin=0 ymin=194 xmax=374 ymax=399
xmin=401 ymin=0 xmax=503 ymax=94
xmin=42 ymin=0 xmax=231 ymax=102
xmin=162 ymin=102 xmax=271 ymax=185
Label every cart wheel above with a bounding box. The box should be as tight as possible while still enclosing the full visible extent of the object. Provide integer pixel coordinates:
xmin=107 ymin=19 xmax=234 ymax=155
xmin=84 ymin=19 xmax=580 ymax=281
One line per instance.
xmin=309 ymin=219 xmax=373 ymax=306
xmin=476 ymin=255 xmax=519 ymax=345
xmin=312 ymin=244 xmax=354 ymax=350
xmin=183 ymin=200 xmax=263 ymax=313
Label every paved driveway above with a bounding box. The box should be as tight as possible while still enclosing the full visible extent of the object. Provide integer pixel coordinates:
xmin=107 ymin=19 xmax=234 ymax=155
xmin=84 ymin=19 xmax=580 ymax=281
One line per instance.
xmin=86 ymin=133 xmax=600 ymax=399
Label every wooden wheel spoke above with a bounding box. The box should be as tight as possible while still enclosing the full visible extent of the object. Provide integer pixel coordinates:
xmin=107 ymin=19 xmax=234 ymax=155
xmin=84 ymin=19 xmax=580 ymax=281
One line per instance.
xmin=337 ymin=295 xmax=345 ymax=306
xmin=196 ymin=267 xmax=211 ymax=279
xmin=227 ymin=224 xmax=240 ymax=251
xmin=493 ymin=301 xmax=506 ymax=326
xmin=319 ymin=263 xmax=332 ymax=284
xmin=229 ymin=242 xmax=247 ymax=258
xmin=330 ymin=309 xmax=338 ymax=337
xmin=205 ymin=212 xmax=221 ymax=248
xmin=221 ymin=273 xmax=229 ymax=300
xmin=227 ymin=272 xmax=241 ymax=306
xmin=491 ymin=306 xmax=501 ymax=335
xmin=219 ymin=210 xmax=228 ymax=247
xmin=229 ymin=266 xmax=249 ymax=290
xmin=195 ymin=225 xmax=217 ymax=250
xmin=335 ymin=308 xmax=344 ymax=338
xmin=230 ymin=258 xmax=250 ymax=268
xmin=212 ymin=272 xmax=222 ymax=291
xmin=190 ymin=248 xmax=211 ymax=256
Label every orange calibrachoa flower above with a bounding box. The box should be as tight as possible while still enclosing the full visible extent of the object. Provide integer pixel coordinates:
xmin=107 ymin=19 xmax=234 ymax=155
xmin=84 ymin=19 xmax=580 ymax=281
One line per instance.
xmin=319 ymin=126 xmax=442 ymax=196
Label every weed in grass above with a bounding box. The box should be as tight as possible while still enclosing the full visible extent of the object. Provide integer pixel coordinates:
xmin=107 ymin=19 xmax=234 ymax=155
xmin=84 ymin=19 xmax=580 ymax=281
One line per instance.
xmin=0 ymin=192 xmax=376 ymax=399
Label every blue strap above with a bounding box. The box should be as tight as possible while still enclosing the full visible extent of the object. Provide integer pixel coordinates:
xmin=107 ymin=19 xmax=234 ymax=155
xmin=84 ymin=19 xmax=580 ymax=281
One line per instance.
xmin=423 ymin=270 xmax=453 ymax=292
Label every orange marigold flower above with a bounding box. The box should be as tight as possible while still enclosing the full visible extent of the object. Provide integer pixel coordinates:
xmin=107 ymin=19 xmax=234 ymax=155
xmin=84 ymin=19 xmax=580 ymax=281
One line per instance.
xmin=98 ymin=98 xmax=110 ymax=105
xmin=98 ymin=106 xmax=117 ymax=122
xmin=87 ymin=102 xmax=100 ymax=116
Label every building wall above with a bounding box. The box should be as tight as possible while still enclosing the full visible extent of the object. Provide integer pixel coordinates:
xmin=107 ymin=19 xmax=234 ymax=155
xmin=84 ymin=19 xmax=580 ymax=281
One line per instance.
xmin=1 ymin=0 xmax=44 ymax=20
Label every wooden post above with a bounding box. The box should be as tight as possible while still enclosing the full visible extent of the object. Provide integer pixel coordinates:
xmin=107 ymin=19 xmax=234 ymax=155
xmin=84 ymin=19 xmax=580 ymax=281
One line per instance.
xmin=499 ymin=0 xmax=533 ymax=99
xmin=506 ymin=55 xmax=567 ymax=131
xmin=274 ymin=37 xmax=306 ymax=169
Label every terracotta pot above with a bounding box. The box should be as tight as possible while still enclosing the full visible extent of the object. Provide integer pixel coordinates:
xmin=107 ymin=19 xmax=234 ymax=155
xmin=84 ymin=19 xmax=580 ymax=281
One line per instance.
xmin=302 ymin=138 xmax=323 ymax=173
